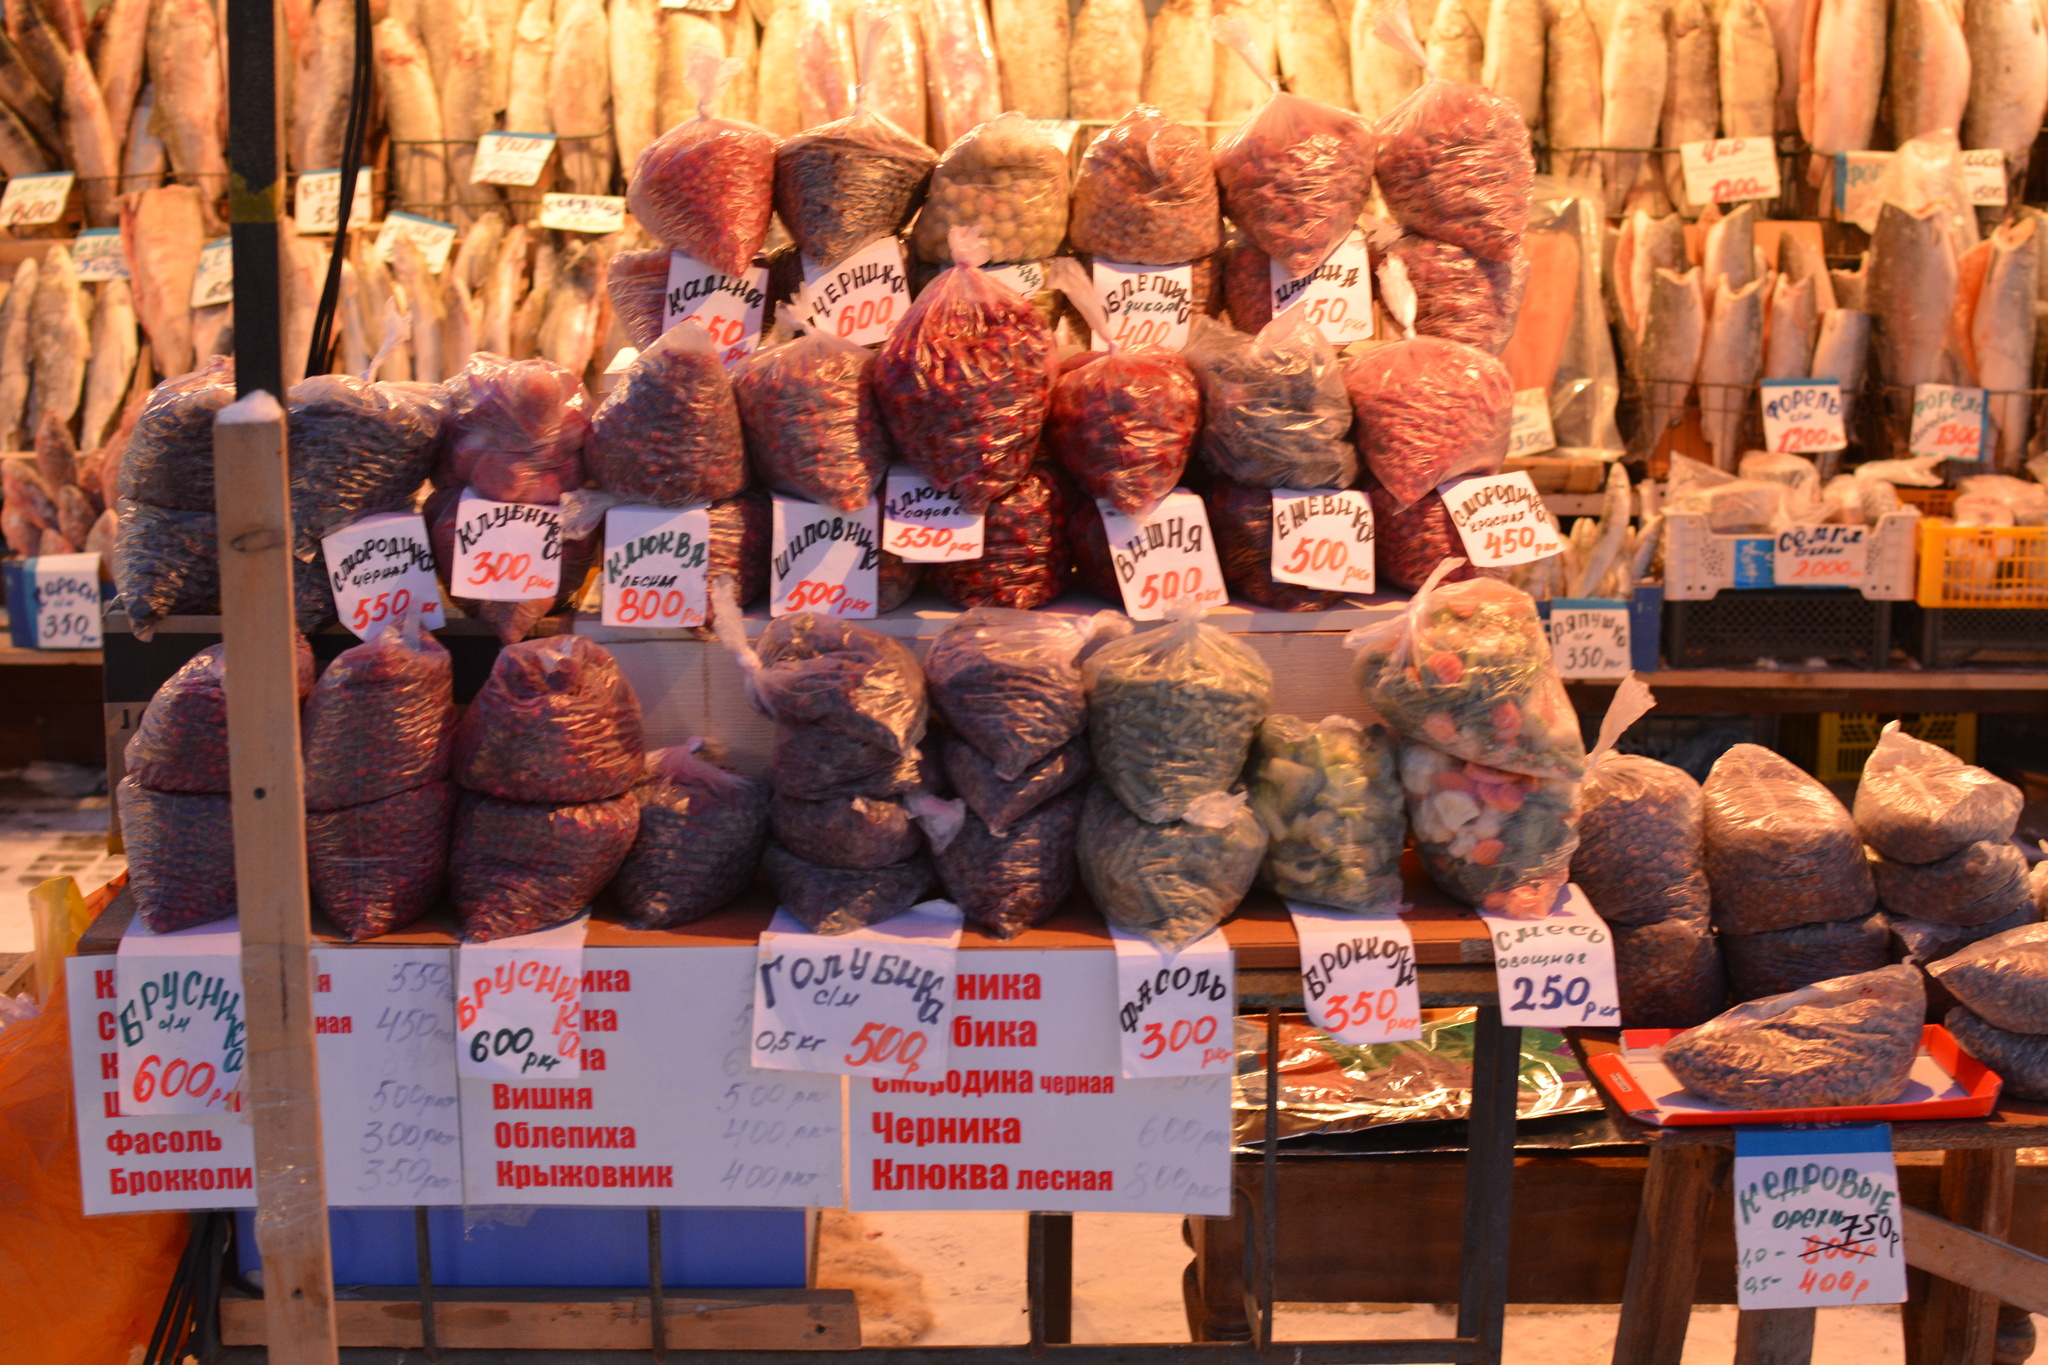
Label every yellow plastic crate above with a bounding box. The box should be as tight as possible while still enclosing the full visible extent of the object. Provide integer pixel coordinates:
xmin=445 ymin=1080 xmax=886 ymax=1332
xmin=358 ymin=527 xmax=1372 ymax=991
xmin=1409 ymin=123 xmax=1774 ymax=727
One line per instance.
xmin=1915 ymin=518 xmax=2048 ymax=608
xmin=1794 ymin=712 xmax=1978 ymax=784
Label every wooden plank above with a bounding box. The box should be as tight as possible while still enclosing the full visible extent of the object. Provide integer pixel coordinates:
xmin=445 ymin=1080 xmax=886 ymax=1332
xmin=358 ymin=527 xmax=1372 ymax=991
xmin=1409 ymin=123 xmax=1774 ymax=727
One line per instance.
xmin=1913 ymin=1149 xmax=2017 ymax=1365
xmin=1732 ymin=1308 xmax=1816 ymax=1365
xmin=1610 ymin=1143 xmax=1729 ymax=1365
xmin=1904 ymin=1204 xmax=2048 ymax=1318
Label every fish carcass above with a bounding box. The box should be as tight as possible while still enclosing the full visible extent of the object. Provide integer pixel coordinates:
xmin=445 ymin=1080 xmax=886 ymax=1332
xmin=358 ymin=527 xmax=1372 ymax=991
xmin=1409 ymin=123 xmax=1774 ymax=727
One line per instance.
xmin=483 ymin=224 xmax=531 ymax=355
xmin=121 ymin=184 xmax=206 ymax=378
xmin=375 ymin=18 xmax=449 ymax=212
xmin=0 ymin=99 xmax=49 ymax=176
xmin=1698 ymin=273 xmax=1767 ymax=469
xmin=82 ymin=278 xmax=139 ymax=449
xmin=1661 ymin=0 xmax=1719 ymax=216
xmin=148 ymin=0 xmax=230 ymax=224
xmin=1719 ymin=0 xmax=1779 ymax=136
xmin=1426 ymin=0 xmax=1486 ymax=82
xmin=1069 ymin=0 xmax=1148 ymax=119
xmin=610 ymin=0 xmax=660 ymax=171
xmin=1275 ymin=0 xmax=1353 ymax=110
xmin=1800 ymin=0 xmax=1886 ymax=163
xmin=391 ymin=235 xmax=448 ymax=383
xmin=0 ymin=260 xmax=39 ymax=448
xmin=296 ymin=0 xmax=357 ymax=172
xmin=63 ymin=51 xmax=121 ymax=227
xmin=1810 ymin=305 xmax=1873 ymax=454
xmin=443 ymin=5 xmax=498 ymax=222
xmin=508 ymin=0 xmax=557 ymax=134
xmin=1483 ymin=0 xmax=1546 ymax=126
xmin=1867 ymin=200 xmax=1959 ymax=392
xmin=538 ymin=242 xmax=602 ymax=379
xmin=1969 ymin=216 xmax=2038 ymax=470
xmin=1886 ymin=0 xmax=1970 ymax=143
xmin=553 ymin=0 xmax=614 ymax=194
xmin=1702 ymin=201 xmax=1760 ymax=294
xmin=28 ymin=247 xmax=89 ymax=436
xmin=995 ymin=0 xmax=1071 ymax=117
xmin=1638 ymin=265 xmax=1708 ymax=451
xmin=1962 ymin=0 xmax=2048 ymax=193
xmin=1761 ymin=271 xmax=1817 ymax=376
xmin=0 ymin=33 xmax=63 ymax=157
xmin=1350 ymin=0 xmax=1429 ymax=122
xmin=1600 ymin=0 xmax=1667 ymax=215
xmin=1212 ymin=0 xmax=1281 ymax=128
xmin=95 ymin=0 xmax=153 ymax=158
xmin=120 ymin=86 xmax=167 ymax=192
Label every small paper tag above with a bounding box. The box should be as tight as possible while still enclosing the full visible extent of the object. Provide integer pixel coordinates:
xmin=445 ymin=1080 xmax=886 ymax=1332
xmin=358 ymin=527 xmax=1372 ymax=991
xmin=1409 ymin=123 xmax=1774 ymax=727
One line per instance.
xmin=753 ymin=901 xmax=962 ymax=1079
xmin=1548 ymin=598 xmax=1631 ymax=680
xmin=1733 ymin=1124 xmax=1907 ymax=1310
xmin=114 ymin=915 xmax=245 ymax=1116
xmin=660 ymin=0 xmax=736 ymax=10
xmin=800 ymin=236 xmax=911 ymax=345
xmin=1478 ymin=885 xmax=1621 ymax=1028
xmin=320 ymin=511 xmax=445 ymax=640
xmin=454 ymin=918 xmax=585 ymax=1080
xmin=881 ymin=465 xmax=984 ymax=562
xmin=1091 ymin=260 xmax=1195 ymax=352
xmin=1096 ymin=489 xmax=1228 ymax=620
xmin=1027 ymin=119 xmax=1084 ymax=156
xmin=1962 ymin=149 xmax=2007 ymax=206
xmin=295 ymin=167 xmax=374 ymax=233
xmin=71 ymin=228 xmax=129 ymax=281
xmin=1287 ymin=903 xmax=1421 ymax=1045
xmin=26 ymin=552 xmax=101 ymax=649
xmin=375 ymin=211 xmax=459 ymax=273
xmin=0 ymin=171 xmax=73 ymax=226
xmin=1774 ymin=523 xmax=1868 ymax=587
xmin=1908 ymin=382 xmax=1988 ymax=462
xmin=983 ymin=259 xmax=1046 ymax=298
xmin=1833 ymin=151 xmax=1894 ymax=231
xmin=190 ymin=236 xmax=234 ymax=308
xmin=1270 ymin=229 xmax=1374 ymax=346
xmin=600 ymin=503 xmax=712 ymax=628
xmin=471 ymin=131 xmax=558 ymax=186
xmin=450 ymin=490 xmax=562 ymax=602
xmin=1509 ymin=387 xmax=1556 ymax=457
xmin=1759 ymin=378 xmax=1848 ymax=454
xmin=769 ymin=494 xmax=882 ymax=618
xmin=540 ymin=191 xmax=626 ymax=234
xmin=1437 ymin=470 xmax=1562 ymax=567
xmin=1679 ymin=136 xmax=1781 ymax=205
xmin=663 ymin=250 xmax=770 ymax=367
xmin=1109 ymin=926 xmax=1235 ymax=1079
xmin=1268 ymin=488 xmax=1375 ymax=593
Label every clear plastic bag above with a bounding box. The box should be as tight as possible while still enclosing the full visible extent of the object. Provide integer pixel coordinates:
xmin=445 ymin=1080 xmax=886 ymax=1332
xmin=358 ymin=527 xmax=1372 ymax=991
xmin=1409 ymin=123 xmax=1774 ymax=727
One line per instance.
xmin=763 ymin=842 xmax=936 ymax=933
xmin=1248 ymin=714 xmax=1404 ymax=911
xmin=1066 ymin=495 xmax=1123 ymax=602
xmin=1854 ymin=723 xmax=2024 ymax=865
xmin=1184 ymin=312 xmax=1356 ymax=490
xmin=288 ymin=374 xmax=446 ymax=553
xmin=1205 ymin=480 xmax=1345 ymax=611
xmin=112 ymin=499 xmax=219 ymax=639
xmin=1399 ymin=737 xmax=1580 ymax=918
xmin=773 ymin=104 xmax=936 ymax=270
xmin=910 ymin=112 xmax=1069 ymax=265
xmin=451 ymin=790 xmax=640 ymax=941
xmin=770 ymin=791 xmax=924 ymax=868
xmin=1349 ymin=565 xmax=1586 ymax=781
xmin=1704 ymin=744 xmax=1877 ymax=934
xmin=1927 ymin=922 xmax=2048 ymax=1033
xmin=1047 ymin=349 xmax=1201 ymax=516
xmin=737 ymin=612 xmax=929 ymax=756
xmin=1873 ymin=840 xmax=2030 ymax=928
xmin=711 ymin=488 xmax=772 ymax=606
xmin=1662 ymin=964 xmax=1925 ymax=1109
xmin=453 ymin=636 xmax=647 ymax=804
xmin=625 ymin=50 xmax=777 ymax=275
xmin=1067 ymin=105 xmax=1220 ymax=266
xmin=1723 ymin=914 xmax=1890 ymax=1002
xmin=1613 ymin=905 xmax=1725 ymax=1029
xmin=1366 ymin=482 xmax=1477 ymax=592
xmin=611 ymin=746 xmax=771 ymax=928
xmin=772 ymin=726 xmax=923 ymax=800
xmin=929 ymin=466 xmax=1070 ymax=610
xmin=1386 ymin=233 xmax=1527 ymax=356
xmin=307 ymin=781 xmax=455 ymax=940
xmin=871 ymin=228 xmax=1057 ymax=512
xmin=606 ymin=248 xmax=671 ymax=350
xmin=924 ymin=606 xmax=1124 ymax=777
xmin=1344 ymin=319 xmax=1512 ymax=511
xmin=1574 ymin=755 xmax=1709 ymax=927
xmin=1373 ymin=77 xmax=1533 ymax=263
xmin=1076 ymin=783 xmax=1265 ymax=946
xmin=934 ymin=787 xmax=1084 ymax=938
xmin=437 ymin=353 xmax=592 ymax=505
xmin=731 ymin=329 xmax=890 ymax=513
xmin=117 ymin=778 xmax=236 ymax=933
xmin=126 ymin=638 xmax=316 ymax=795
xmin=117 ymin=358 xmax=236 ymax=512
xmin=1083 ymin=604 xmax=1275 ymax=822
xmin=302 ymin=622 xmax=455 ymax=811
xmin=424 ymin=486 xmax=595 ymax=646
xmin=1945 ymin=1008 xmax=2048 ymax=1101
xmin=585 ymin=323 xmax=747 ymax=507
xmin=1885 ymin=902 xmax=2039 ymax=965
xmin=943 ymin=733 xmax=1091 ymax=835
xmin=1221 ymin=229 xmax=1273 ymax=333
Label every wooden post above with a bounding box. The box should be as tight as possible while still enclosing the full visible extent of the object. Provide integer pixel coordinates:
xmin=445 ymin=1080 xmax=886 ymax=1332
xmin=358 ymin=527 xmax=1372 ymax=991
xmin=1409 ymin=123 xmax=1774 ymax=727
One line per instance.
xmin=1911 ymin=1150 xmax=2018 ymax=1365
xmin=1610 ymin=1143 xmax=1728 ymax=1365
xmin=1732 ymin=1307 xmax=1817 ymax=1365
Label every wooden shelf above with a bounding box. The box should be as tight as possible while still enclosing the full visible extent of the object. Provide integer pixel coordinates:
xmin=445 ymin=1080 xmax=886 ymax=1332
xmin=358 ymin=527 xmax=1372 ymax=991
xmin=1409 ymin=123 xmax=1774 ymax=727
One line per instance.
xmin=0 ymin=643 xmax=100 ymax=666
xmin=1569 ymin=668 xmax=2048 ymax=713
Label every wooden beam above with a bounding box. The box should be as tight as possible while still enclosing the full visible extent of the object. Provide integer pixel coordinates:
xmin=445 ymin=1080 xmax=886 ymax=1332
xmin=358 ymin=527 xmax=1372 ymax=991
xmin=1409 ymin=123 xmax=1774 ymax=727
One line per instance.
xmin=1732 ymin=1308 xmax=1815 ymax=1365
xmin=1905 ymin=1204 xmax=2048 ymax=1318
xmin=1610 ymin=1144 xmax=1730 ymax=1365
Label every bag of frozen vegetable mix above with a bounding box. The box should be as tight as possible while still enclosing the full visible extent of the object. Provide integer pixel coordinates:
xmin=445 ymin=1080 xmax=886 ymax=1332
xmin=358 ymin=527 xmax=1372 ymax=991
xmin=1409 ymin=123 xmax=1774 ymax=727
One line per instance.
xmin=453 ymin=636 xmax=646 ymax=805
xmin=301 ymin=621 xmax=456 ymax=812
xmin=1068 ymin=105 xmax=1221 ymax=267
xmin=1703 ymin=744 xmax=1875 ymax=935
xmin=611 ymin=746 xmax=771 ymax=929
xmin=763 ymin=843 xmax=936 ymax=934
xmin=935 ymin=788 xmax=1086 ymax=939
xmin=584 ymin=322 xmax=747 ymax=508
xmin=1183 ymin=312 xmax=1355 ymax=492
xmin=625 ymin=50 xmax=777 ymax=276
xmin=1247 ymin=714 xmax=1404 ymax=911
xmin=451 ymin=791 xmax=640 ymax=941
xmin=1400 ymin=737 xmax=1580 ymax=918
xmin=731 ymin=328 xmax=891 ymax=514
xmin=924 ymin=607 xmax=1129 ymax=780
xmin=1853 ymin=722 xmax=2023 ymax=865
xmin=909 ymin=112 xmax=1069 ymax=266
xmin=773 ymin=88 xmax=936 ymax=272
xmin=1077 ymin=784 xmax=1266 ymax=947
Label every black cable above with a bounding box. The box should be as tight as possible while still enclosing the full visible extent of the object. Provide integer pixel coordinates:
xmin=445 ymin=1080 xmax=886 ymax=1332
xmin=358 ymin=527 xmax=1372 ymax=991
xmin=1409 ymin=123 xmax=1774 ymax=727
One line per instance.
xmin=305 ymin=0 xmax=374 ymax=377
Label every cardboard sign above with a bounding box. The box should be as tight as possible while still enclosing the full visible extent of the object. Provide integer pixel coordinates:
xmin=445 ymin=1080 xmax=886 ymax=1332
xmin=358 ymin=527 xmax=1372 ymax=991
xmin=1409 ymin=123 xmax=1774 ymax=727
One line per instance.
xmin=600 ymin=503 xmax=712 ymax=628
xmin=984 ymin=259 xmax=1047 ymax=298
xmin=539 ymin=192 xmax=626 ymax=234
xmin=471 ymin=131 xmax=557 ymax=186
xmin=1774 ymin=523 xmax=1867 ymax=587
xmin=663 ymin=251 xmax=770 ymax=366
xmin=1270 ymin=229 xmax=1374 ymax=346
xmin=1438 ymin=470 xmax=1563 ymax=567
xmin=800 ymin=236 xmax=911 ymax=345
xmin=295 ymin=167 xmax=374 ymax=233
xmin=114 ymin=915 xmax=245 ymax=1117
xmin=450 ymin=490 xmax=562 ymax=602
xmin=26 ymin=552 xmax=102 ymax=649
xmin=1267 ymin=488 xmax=1374 ymax=593
xmin=71 ymin=228 xmax=129 ymax=281
xmin=454 ymin=917 xmax=586 ymax=1081
xmin=1109 ymin=927 xmax=1235 ymax=1079
xmin=374 ymin=211 xmax=459 ymax=273
xmin=1091 ymin=260 xmax=1195 ymax=352
xmin=753 ymin=901 xmax=962 ymax=1080
xmin=1759 ymin=379 xmax=1847 ymax=454
xmin=1027 ymin=119 xmax=1084 ymax=156
xmin=1909 ymin=382 xmax=1989 ymax=462
xmin=1548 ymin=597 xmax=1631 ymax=680
xmin=321 ymin=511 xmax=445 ymax=639
xmin=0 ymin=170 xmax=73 ymax=226
xmin=1733 ymin=1124 xmax=1907 ymax=1310
xmin=1679 ymin=136 xmax=1781 ymax=205
xmin=1962 ymin=149 xmax=2007 ymax=206
xmin=1478 ymin=885 xmax=1621 ymax=1029
xmin=769 ymin=494 xmax=882 ymax=618
xmin=190 ymin=236 xmax=234 ymax=308
xmin=1508 ymin=387 xmax=1556 ymax=458
xmin=881 ymin=466 xmax=983 ymax=563
xmin=1287 ymin=903 xmax=1421 ymax=1044
xmin=1095 ymin=490 xmax=1228 ymax=620
xmin=1833 ymin=151 xmax=1894 ymax=231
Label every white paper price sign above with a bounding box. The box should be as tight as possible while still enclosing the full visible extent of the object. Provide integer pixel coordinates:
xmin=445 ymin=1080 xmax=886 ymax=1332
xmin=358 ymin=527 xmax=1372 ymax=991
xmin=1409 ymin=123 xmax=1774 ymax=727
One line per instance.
xmin=540 ymin=191 xmax=626 ymax=234
xmin=1509 ymin=387 xmax=1556 ymax=457
xmin=662 ymin=0 xmax=736 ymax=9
xmin=72 ymin=227 xmax=129 ymax=280
xmin=1479 ymin=885 xmax=1620 ymax=1028
xmin=0 ymin=170 xmax=73 ymax=225
xmin=1759 ymin=378 xmax=1847 ymax=454
xmin=321 ymin=511 xmax=444 ymax=639
xmin=600 ymin=503 xmax=712 ymax=628
xmin=770 ymin=493 xmax=882 ymax=618
xmin=471 ymin=131 xmax=558 ymax=186
xmin=374 ymin=211 xmax=459 ymax=273
xmin=800 ymin=236 xmax=910 ymax=345
xmin=1733 ymin=1124 xmax=1906 ymax=1310
xmin=1774 ymin=523 xmax=1867 ymax=587
xmin=1962 ymin=149 xmax=2007 ymax=206
xmin=27 ymin=551 xmax=102 ymax=648
xmin=451 ymin=489 xmax=562 ymax=602
xmin=1909 ymin=382 xmax=1988 ymax=461
xmin=1268 ymin=488 xmax=1374 ymax=593
xmin=1833 ymin=151 xmax=1894 ymax=231
xmin=455 ymin=917 xmax=586 ymax=1080
xmin=115 ymin=916 xmax=245 ymax=1117
xmin=1028 ymin=118 xmax=1084 ymax=155
xmin=296 ymin=167 xmax=374 ymax=233
xmin=753 ymin=901 xmax=962 ymax=1079
xmin=1548 ymin=597 xmax=1631 ymax=680
xmin=1680 ymin=136 xmax=1781 ymax=205
xmin=1097 ymin=489 xmax=1228 ymax=620
xmin=1092 ymin=260 xmax=1195 ymax=351
xmin=190 ymin=236 xmax=234 ymax=308
xmin=1270 ymin=229 xmax=1374 ymax=346
xmin=1288 ymin=903 xmax=1421 ymax=1044
xmin=663 ymin=250 xmax=769 ymax=367
xmin=985 ymin=259 xmax=1047 ymax=298
xmin=882 ymin=465 xmax=983 ymax=563
xmin=1110 ymin=927 xmax=1234 ymax=1078
xmin=1438 ymin=470 xmax=1562 ymax=567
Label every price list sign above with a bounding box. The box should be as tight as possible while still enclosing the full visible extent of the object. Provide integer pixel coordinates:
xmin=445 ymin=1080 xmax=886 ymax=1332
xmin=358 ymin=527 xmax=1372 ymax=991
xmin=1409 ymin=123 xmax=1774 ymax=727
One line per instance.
xmin=753 ymin=901 xmax=962 ymax=1081
xmin=24 ymin=552 xmax=103 ymax=649
xmin=1096 ymin=490 xmax=1228 ymax=620
xmin=800 ymin=237 xmax=910 ymax=345
xmin=1733 ymin=1124 xmax=1906 ymax=1310
xmin=1091 ymin=261 xmax=1195 ymax=351
xmin=881 ymin=466 xmax=983 ymax=563
xmin=321 ymin=511 xmax=444 ymax=638
xmin=769 ymin=494 xmax=882 ymax=618
xmin=1288 ymin=903 xmax=1420 ymax=1044
xmin=1110 ymin=927 xmax=1235 ymax=1079
xmin=455 ymin=918 xmax=586 ymax=1081
xmin=1548 ymin=597 xmax=1631 ymax=680
xmin=1909 ymin=382 xmax=1989 ymax=462
xmin=1478 ymin=885 xmax=1620 ymax=1028
xmin=1268 ymin=488 xmax=1374 ymax=593
xmin=1269 ymin=230 xmax=1374 ymax=345
xmin=1759 ymin=379 xmax=1847 ymax=454
xmin=664 ymin=251 xmax=769 ymax=367
xmin=450 ymin=491 xmax=561 ymax=602
xmin=1438 ymin=470 xmax=1562 ymax=567
xmin=1774 ymin=523 xmax=1867 ymax=587
xmin=601 ymin=503 xmax=712 ymax=628
xmin=1679 ymin=136 xmax=1781 ymax=205
xmin=113 ymin=915 xmax=246 ymax=1118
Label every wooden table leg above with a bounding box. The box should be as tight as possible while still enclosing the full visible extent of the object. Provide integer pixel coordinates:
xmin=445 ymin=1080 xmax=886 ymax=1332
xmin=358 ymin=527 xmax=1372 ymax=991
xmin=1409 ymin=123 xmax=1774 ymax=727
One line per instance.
xmin=1912 ymin=1149 xmax=2019 ymax=1365
xmin=1610 ymin=1143 xmax=1730 ymax=1365
xmin=1734 ymin=1308 xmax=1817 ymax=1365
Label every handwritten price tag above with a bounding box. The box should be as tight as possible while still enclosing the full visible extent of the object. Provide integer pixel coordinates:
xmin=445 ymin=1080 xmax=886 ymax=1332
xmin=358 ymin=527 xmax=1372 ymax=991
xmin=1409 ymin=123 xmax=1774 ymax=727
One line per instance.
xmin=1680 ymin=136 xmax=1781 ymax=205
xmin=1096 ymin=489 xmax=1228 ymax=620
xmin=1775 ymin=523 xmax=1867 ymax=585
xmin=1733 ymin=1124 xmax=1906 ymax=1310
xmin=1759 ymin=379 xmax=1847 ymax=454
xmin=1962 ymin=149 xmax=2007 ymax=206
xmin=471 ymin=131 xmax=557 ymax=186
xmin=295 ymin=167 xmax=374 ymax=233
xmin=1833 ymin=151 xmax=1894 ymax=231
xmin=882 ymin=466 xmax=983 ymax=563
xmin=1288 ymin=903 xmax=1420 ymax=1044
xmin=800 ymin=236 xmax=910 ymax=345
xmin=600 ymin=503 xmax=711 ymax=628
xmin=1479 ymin=885 xmax=1620 ymax=1027
xmin=375 ymin=211 xmax=458 ymax=273
xmin=115 ymin=915 xmax=245 ymax=1117
xmin=1438 ymin=470 xmax=1562 ymax=567
xmin=455 ymin=917 xmax=585 ymax=1080
xmin=663 ymin=250 xmax=769 ymax=367
xmin=321 ymin=511 xmax=444 ymax=639
xmin=661 ymin=0 xmax=736 ymax=9
xmin=1268 ymin=488 xmax=1374 ymax=593
xmin=540 ymin=191 xmax=625 ymax=234
xmin=1092 ymin=260 xmax=1195 ymax=352
xmin=984 ymin=258 xmax=1047 ymax=298
xmin=753 ymin=901 xmax=962 ymax=1080
xmin=27 ymin=551 xmax=102 ymax=648
xmin=190 ymin=236 xmax=234 ymax=308
xmin=0 ymin=170 xmax=73 ymax=226
xmin=1509 ymin=387 xmax=1556 ymax=457
xmin=1270 ymin=229 xmax=1374 ymax=345
xmin=1548 ymin=597 xmax=1630 ymax=680
xmin=451 ymin=490 xmax=562 ymax=603
xmin=1909 ymin=382 xmax=1988 ymax=462
xmin=1110 ymin=926 xmax=1235 ymax=1079
xmin=770 ymin=493 xmax=881 ymax=618
xmin=1028 ymin=119 xmax=1084 ymax=156
xmin=71 ymin=228 xmax=129 ymax=281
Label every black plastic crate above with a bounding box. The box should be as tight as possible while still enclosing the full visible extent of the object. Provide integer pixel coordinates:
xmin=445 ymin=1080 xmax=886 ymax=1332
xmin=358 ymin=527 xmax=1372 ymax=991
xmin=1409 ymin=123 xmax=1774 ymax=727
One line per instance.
xmin=1896 ymin=603 xmax=2048 ymax=668
xmin=1663 ymin=589 xmax=1891 ymax=669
